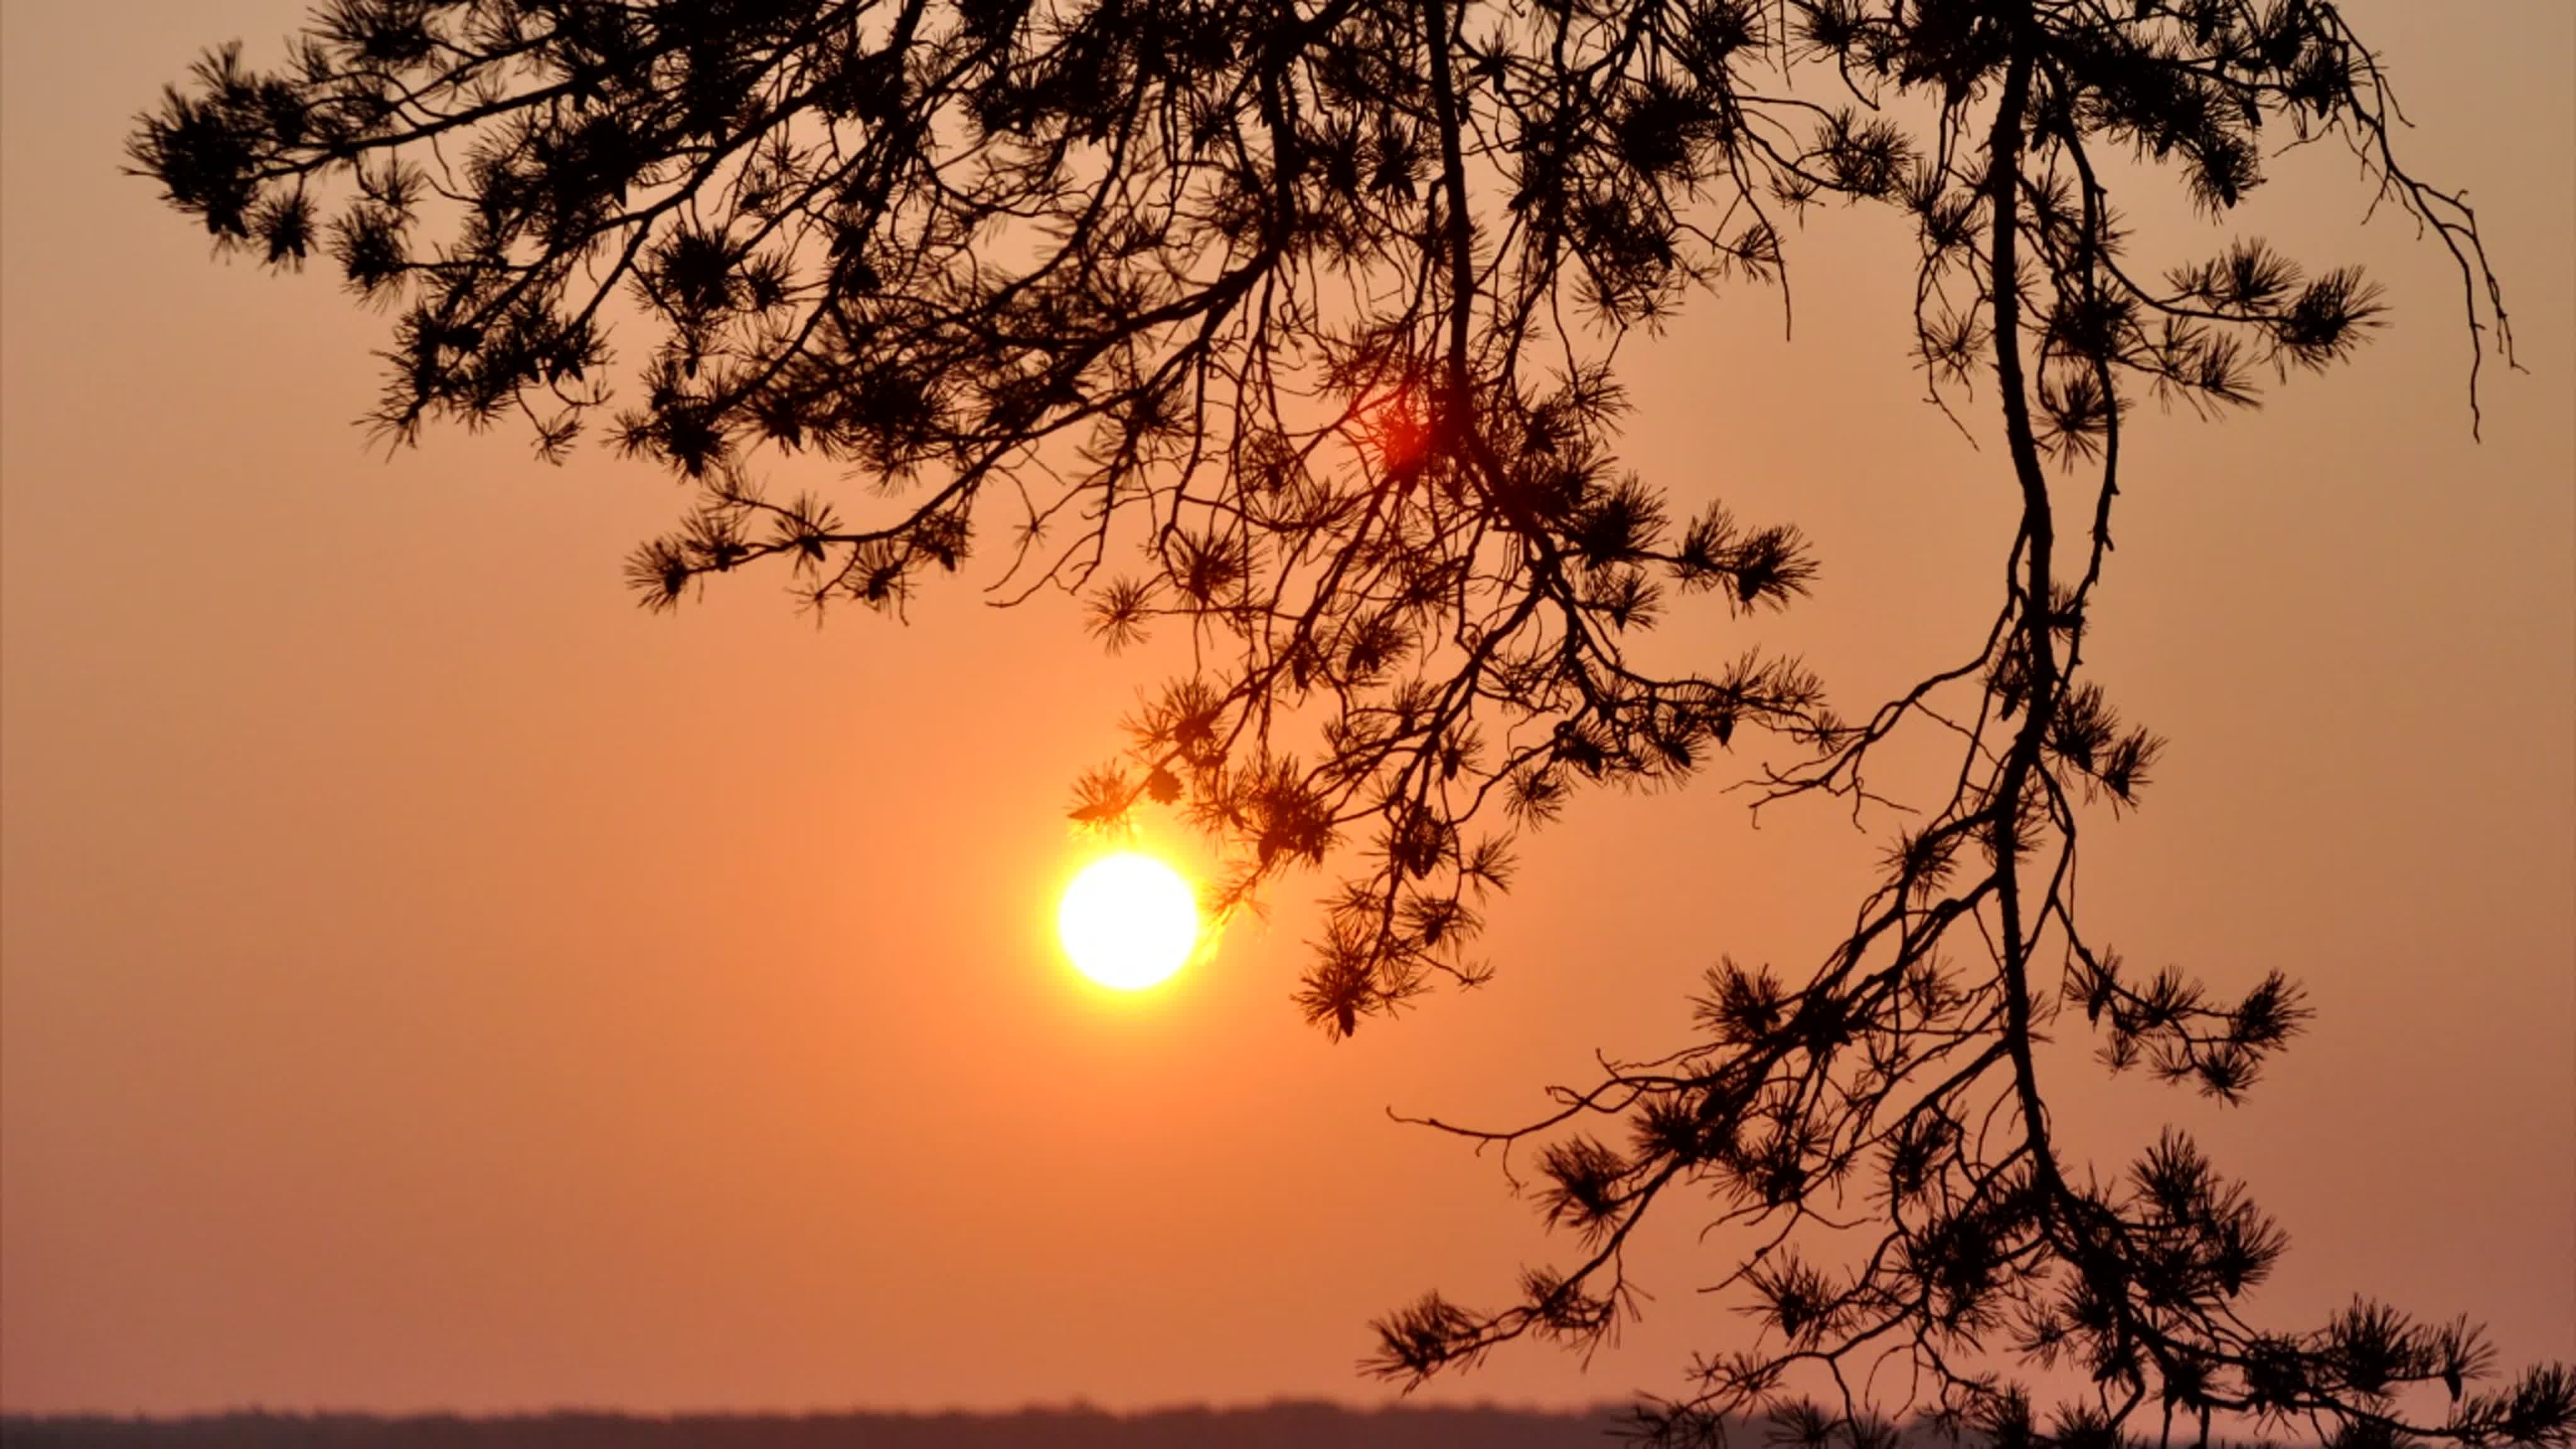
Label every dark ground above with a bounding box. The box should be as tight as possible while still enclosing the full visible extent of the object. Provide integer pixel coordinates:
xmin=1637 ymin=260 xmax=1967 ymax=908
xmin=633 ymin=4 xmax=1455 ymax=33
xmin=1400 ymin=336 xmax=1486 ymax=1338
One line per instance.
xmin=1 ymin=1404 xmax=1641 ymax=1448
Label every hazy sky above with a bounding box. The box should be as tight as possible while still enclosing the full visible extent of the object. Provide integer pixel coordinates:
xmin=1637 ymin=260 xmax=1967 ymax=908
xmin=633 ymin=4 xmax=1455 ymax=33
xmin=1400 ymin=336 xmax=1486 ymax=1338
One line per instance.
xmin=3 ymin=0 xmax=2570 ymax=1419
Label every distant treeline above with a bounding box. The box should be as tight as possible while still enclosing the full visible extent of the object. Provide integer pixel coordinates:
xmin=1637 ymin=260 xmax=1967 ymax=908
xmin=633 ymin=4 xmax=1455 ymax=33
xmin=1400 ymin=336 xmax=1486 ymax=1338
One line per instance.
xmin=1 ymin=1403 xmax=1639 ymax=1448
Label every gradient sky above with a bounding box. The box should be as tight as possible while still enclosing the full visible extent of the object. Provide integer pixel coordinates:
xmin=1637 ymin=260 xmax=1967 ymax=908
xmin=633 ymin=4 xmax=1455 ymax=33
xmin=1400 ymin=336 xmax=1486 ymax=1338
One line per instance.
xmin=3 ymin=0 xmax=2570 ymax=1419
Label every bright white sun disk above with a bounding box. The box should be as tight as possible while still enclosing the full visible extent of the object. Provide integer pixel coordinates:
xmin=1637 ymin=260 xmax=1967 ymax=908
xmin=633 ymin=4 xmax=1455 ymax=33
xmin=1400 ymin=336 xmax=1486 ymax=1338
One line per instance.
xmin=1058 ymin=853 xmax=1198 ymax=991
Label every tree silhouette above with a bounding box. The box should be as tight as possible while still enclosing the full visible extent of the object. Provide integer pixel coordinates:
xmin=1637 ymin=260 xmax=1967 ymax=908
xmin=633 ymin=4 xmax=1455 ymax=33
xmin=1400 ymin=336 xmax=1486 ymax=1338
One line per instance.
xmin=133 ymin=3 xmax=2569 ymax=1446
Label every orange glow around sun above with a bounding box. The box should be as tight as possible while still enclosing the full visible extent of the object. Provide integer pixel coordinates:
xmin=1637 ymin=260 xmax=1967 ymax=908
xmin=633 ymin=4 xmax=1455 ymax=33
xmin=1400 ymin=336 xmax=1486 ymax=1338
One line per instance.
xmin=1057 ymin=853 xmax=1199 ymax=991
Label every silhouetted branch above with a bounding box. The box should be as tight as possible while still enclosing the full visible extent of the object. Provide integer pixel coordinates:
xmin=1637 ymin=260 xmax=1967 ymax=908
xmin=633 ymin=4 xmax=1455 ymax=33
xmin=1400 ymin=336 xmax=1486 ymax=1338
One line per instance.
xmin=133 ymin=3 xmax=2561 ymax=1447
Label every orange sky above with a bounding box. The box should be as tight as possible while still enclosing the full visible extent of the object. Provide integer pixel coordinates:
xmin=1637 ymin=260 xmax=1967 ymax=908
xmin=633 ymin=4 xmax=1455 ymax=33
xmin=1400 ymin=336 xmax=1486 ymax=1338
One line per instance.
xmin=3 ymin=0 xmax=2570 ymax=1419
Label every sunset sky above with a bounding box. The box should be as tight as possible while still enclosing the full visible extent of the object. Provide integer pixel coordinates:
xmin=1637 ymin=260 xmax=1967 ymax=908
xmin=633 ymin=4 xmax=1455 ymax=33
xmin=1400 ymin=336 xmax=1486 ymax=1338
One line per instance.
xmin=3 ymin=0 xmax=2570 ymax=1419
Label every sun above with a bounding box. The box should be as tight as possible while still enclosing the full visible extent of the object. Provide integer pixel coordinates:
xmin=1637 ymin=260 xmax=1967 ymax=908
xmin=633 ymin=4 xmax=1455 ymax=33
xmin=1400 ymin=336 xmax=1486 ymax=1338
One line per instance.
xmin=1057 ymin=852 xmax=1199 ymax=991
